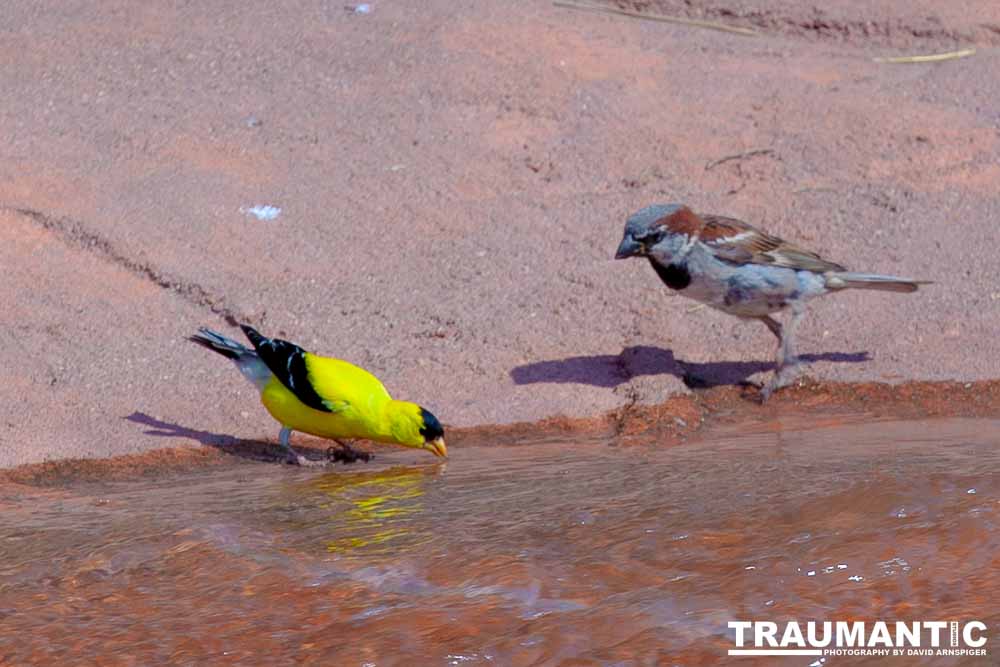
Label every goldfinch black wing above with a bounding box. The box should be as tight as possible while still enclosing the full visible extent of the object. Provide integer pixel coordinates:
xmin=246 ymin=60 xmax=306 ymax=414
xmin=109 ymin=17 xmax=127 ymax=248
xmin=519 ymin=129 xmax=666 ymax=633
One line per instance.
xmin=240 ymin=325 xmax=389 ymax=413
xmin=240 ymin=325 xmax=347 ymax=413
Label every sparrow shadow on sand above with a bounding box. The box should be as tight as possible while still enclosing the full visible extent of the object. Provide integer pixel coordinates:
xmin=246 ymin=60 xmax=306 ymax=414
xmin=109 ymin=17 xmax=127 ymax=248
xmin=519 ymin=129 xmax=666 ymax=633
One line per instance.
xmin=509 ymin=345 xmax=870 ymax=389
xmin=124 ymin=412 xmax=327 ymax=463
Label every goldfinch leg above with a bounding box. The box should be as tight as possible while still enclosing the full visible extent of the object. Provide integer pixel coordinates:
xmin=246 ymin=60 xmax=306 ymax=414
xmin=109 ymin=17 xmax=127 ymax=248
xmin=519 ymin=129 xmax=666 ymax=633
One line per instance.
xmin=326 ymin=440 xmax=373 ymax=464
xmin=279 ymin=426 xmax=307 ymax=466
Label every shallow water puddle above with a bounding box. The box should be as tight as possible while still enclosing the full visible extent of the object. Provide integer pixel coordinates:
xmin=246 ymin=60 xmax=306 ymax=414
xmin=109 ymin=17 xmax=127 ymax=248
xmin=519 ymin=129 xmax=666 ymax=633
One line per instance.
xmin=2 ymin=416 xmax=998 ymax=665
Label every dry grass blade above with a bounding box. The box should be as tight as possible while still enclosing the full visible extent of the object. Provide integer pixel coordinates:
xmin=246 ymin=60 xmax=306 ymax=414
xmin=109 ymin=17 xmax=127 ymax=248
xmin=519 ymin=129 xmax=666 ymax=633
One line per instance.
xmin=553 ymin=0 xmax=758 ymax=36
xmin=873 ymin=48 xmax=975 ymax=64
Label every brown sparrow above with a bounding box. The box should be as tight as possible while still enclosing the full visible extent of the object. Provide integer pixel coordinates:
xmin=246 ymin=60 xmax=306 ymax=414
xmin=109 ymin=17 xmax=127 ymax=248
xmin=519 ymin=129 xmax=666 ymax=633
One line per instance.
xmin=615 ymin=204 xmax=930 ymax=400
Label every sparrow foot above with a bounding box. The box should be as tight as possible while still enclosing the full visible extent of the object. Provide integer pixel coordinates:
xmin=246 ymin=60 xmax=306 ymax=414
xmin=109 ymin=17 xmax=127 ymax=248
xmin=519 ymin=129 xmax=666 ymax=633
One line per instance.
xmin=760 ymin=359 xmax=804 ymax=403
xmin=326 ymin=441 xmax=374 ymax=464
xmin=759 ymin=382 xmax=778 ymax=404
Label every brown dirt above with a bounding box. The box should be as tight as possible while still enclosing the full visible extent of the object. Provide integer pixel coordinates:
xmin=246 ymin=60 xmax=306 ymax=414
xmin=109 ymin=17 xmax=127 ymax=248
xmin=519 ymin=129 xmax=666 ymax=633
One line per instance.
xmin=2 ymin=0 xmax=999 ymax=468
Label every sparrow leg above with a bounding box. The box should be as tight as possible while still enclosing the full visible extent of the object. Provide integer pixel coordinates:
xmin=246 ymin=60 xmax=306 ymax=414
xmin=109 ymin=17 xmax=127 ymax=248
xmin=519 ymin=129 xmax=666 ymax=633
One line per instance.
xmin=780 ymin=304 xmax=806 ymax=368
xmin=326 ymin=439 xmax=373 ymax=464
xmin=759 ymin=315 xmax=783 ymax=340
xmin=761 ymin=305 xmax=806 ymax=402
xmin=279 ymin=426 xmax=308 ymax=466
xmin=757 ymin=315 xmax=785 ymax=367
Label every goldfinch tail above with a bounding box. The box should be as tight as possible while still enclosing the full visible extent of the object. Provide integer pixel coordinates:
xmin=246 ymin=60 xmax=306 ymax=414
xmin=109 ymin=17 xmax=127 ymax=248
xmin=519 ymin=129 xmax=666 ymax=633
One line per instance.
xmin=825 ymin=272 xmax=931 ymax=293
xmin=189 ymin=327 xmax=273 ymax=390
xmin=188 ymin=327 xmax=251 ymax=359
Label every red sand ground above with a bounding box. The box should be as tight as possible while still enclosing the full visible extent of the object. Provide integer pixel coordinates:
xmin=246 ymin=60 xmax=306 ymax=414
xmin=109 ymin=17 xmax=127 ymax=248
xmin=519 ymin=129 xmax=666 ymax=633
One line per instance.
xmin=2 ymin=1 xmax=999 ymax=468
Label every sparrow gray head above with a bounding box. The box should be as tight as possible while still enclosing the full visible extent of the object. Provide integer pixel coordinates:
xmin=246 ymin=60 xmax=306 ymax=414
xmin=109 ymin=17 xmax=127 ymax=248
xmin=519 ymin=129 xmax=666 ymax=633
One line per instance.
xmin=615 ymin=203 xmax=686 ymax=259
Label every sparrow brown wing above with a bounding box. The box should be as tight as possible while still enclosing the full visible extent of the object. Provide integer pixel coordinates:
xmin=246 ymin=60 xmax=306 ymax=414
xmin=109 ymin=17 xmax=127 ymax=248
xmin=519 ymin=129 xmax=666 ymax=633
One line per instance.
xmin=699 ymin=214 xmax=846 ymax=273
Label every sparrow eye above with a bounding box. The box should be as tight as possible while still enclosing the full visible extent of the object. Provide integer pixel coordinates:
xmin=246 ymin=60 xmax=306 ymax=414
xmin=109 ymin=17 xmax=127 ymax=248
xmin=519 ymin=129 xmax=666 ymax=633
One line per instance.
xmin=636 ymin=229 xmax=664 ymax=243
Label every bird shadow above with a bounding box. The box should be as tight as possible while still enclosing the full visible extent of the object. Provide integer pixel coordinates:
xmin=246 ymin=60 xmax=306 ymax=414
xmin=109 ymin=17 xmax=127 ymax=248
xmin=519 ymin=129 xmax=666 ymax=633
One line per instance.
xmin=124 ymin=412 xmax=328 ymax=464
xmin=509 ymin=345 xmax=870 ymax=389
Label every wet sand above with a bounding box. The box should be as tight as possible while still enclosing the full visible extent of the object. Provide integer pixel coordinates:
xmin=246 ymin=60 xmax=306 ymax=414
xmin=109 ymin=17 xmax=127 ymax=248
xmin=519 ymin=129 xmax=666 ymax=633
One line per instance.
xmin=3 ymin=412 xmax=998 ymax=665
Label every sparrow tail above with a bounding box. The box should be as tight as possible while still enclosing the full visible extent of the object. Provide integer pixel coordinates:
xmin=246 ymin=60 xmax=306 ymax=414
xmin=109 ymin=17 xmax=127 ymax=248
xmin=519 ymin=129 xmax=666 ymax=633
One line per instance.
xmin=825 ymin=272 xmax=931 ymax=293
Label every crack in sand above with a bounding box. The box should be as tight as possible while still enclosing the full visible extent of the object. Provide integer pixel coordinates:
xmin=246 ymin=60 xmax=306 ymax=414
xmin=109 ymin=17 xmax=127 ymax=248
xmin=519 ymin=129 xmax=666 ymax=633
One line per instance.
xmin=4 ymin=206 xmax=254 ymax=328
xmin=616 ymin=1 xmax=1000 ymax=47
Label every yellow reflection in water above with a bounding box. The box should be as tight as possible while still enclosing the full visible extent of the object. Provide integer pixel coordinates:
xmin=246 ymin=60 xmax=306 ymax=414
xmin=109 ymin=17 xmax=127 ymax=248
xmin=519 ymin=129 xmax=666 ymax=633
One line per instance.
xmin=305 ymin=465 xmax=444 ymax=554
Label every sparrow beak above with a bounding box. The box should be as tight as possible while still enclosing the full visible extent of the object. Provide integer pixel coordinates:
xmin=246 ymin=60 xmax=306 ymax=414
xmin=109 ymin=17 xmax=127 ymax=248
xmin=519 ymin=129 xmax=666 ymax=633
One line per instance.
xmin=615 ymin=235 xmax=644 ymax=259
xmin=425 ymin=437 xmax=447 ymax=458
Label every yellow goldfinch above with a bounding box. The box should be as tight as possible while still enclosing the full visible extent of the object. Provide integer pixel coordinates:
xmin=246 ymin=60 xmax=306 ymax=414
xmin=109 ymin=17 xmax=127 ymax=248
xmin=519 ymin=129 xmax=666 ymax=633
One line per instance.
xmin=189 ymin=325 xmax=446 ymax=464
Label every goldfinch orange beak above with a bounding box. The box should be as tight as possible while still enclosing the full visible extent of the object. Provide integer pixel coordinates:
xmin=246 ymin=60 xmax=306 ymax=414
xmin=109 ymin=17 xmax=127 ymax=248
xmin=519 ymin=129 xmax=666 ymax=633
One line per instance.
xmin=425 ymin=437 xmax=447 ymax=458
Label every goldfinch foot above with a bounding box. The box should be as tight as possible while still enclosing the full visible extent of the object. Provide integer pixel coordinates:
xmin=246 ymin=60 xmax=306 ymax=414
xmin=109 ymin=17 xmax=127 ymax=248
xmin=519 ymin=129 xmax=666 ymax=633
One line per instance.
xmin=326 ymin=440 xmax=373 ymax=464
xmin=283 ymin=450 xmax=326 ymax=467
xmin=277 ymin=426 xmax=312 ymax=466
